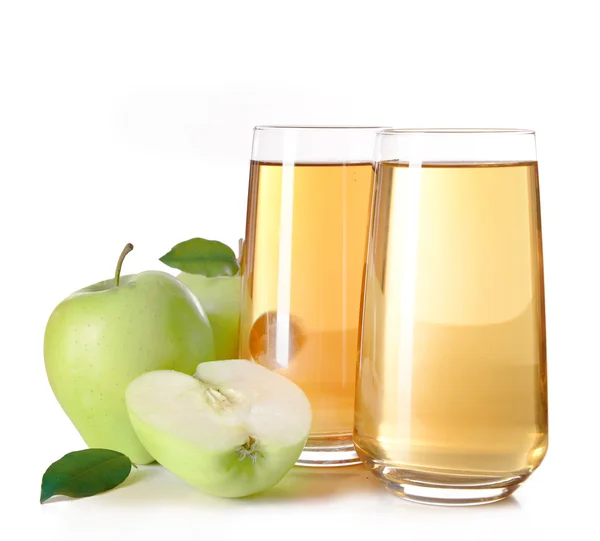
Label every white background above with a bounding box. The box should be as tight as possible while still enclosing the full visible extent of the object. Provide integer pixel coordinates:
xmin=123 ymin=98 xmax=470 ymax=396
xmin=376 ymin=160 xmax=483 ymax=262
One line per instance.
xmin=1 ymin=0 xmax=598 ymax=539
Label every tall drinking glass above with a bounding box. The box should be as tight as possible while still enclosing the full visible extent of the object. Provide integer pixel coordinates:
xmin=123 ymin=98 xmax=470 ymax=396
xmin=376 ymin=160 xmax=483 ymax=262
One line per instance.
xmin=240 ymin=126 xmax=383 ymax=466
xmin=354 ymin=129 xmax=548 ymax=504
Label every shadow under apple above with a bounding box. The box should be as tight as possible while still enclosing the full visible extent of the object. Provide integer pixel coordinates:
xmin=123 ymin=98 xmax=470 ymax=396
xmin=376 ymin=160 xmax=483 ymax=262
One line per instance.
xmin=99 ymin=462 xmax=383 ymax=508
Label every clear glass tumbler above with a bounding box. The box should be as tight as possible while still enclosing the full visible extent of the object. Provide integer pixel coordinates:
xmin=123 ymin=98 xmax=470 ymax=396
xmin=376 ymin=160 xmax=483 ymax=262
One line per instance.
xmin=239 ymin=126 xmax=384 ymax=466
xmin=354 ymin=129 xmax=548 ymax=504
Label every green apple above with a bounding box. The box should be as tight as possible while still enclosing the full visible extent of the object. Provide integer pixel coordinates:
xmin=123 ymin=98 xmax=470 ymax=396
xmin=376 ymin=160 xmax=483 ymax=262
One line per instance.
xmin=44 ymin=244 xmax=215 ymax=464
xmin=177 ymin=273 xmax=241 ymax=359
xmin=125 ymin=359 xmax=311 ymax=497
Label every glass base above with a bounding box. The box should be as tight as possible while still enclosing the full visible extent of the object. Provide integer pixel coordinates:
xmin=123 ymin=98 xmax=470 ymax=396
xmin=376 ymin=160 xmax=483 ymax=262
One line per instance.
xmin=296 ymin=434 xmax=361 ymax=467
xmin=361 ymin=456 xmax=529 ymax=506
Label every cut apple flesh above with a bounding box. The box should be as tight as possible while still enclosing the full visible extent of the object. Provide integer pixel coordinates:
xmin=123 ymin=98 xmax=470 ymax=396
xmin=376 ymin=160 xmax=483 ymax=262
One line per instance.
xmin=126 ymin=359 xmax=311 ymax=497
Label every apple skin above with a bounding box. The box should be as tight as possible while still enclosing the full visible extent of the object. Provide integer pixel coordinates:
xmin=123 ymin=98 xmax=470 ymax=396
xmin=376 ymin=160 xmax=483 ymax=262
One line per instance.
xmin=127 ymin=413 xmax=305 ymax=497
xmin=43 ymin=271 xmax=215 ymax=464
xmin=177 ymin=273 xmax=241 ymax=360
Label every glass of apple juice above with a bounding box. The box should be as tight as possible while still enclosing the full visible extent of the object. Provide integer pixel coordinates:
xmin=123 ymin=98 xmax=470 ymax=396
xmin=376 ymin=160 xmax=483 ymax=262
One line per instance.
xmin=239 ymin=126 xmax=385 ymax=466
xmin=354 ymin=129 xmax=548 ymax=505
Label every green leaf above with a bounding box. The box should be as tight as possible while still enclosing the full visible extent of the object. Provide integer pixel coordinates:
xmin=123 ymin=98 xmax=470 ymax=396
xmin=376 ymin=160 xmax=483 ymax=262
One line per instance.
xmin=40 ymin=449 xmax=133 ymax=503
xmin=159 ymin=238 xmax=239 ymax=277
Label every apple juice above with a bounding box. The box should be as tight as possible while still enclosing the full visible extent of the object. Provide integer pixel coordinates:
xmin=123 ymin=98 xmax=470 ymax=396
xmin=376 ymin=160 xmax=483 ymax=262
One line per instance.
xmin=354 ymin=162 xmax=548 ymax=489
xmin=239 ymin=162 xmax=373 ymax=452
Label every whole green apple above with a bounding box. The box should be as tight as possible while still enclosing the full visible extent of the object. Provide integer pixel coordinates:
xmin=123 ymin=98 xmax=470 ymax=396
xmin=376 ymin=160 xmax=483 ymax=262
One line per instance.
xmin=44 ymin=244 xmax=215 ymax=464
xmin=177 ymin=273 xmax=241 ymax=359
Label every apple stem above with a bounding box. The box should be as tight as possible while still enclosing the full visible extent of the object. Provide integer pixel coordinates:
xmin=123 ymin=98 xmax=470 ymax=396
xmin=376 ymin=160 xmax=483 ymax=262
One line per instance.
xmin=115 ymin=243 xmax=134 ymax=287
xmin=237 ymin=238 xmax=243 ymax=266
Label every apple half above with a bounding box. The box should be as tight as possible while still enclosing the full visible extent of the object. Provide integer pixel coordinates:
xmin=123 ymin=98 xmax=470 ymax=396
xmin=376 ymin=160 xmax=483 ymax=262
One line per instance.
xmin=125 ymin=359 xmax=311 ymax=497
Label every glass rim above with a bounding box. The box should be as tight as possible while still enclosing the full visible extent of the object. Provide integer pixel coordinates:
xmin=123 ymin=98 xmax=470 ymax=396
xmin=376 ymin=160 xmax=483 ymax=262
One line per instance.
xmin=378 ymin=128 xmax=535 ymax=135
xmin=254 ymin=125 xmax=388 ymax=131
